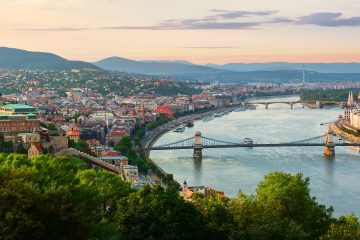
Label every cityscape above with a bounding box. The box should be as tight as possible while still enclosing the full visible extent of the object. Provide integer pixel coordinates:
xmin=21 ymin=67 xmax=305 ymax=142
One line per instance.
xmin=1 ymin=0 xmax=360 ymax=239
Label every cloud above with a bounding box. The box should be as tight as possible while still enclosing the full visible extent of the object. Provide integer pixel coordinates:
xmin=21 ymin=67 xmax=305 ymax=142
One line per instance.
xmin=297 ymin=12 xmax=360 ymax=27
xmin=13 ymin=10 xmax=360 ymax=32
xmin=210 ymin=10 xmax=278 ymax=19
xmin=102 ymin=10 xmax=281 ymax=30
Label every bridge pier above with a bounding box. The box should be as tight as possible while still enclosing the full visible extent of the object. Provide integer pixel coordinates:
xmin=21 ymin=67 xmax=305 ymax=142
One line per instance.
xmin=324 ymin=129 xmax=335 ymax=157
xmin=193 ymin=131 xmax=203 ymax=158
xmin=290 ymin=102 xmax=293 ymax=109
xmin=265 ymin=103 xmax=269 ymax=110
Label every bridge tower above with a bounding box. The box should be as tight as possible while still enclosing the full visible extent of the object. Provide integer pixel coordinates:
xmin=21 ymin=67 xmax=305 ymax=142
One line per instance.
xmin=193 ymin=131 xmax=203 ymax=158
xmin=324 ymin=129 xmax=335 ymax=156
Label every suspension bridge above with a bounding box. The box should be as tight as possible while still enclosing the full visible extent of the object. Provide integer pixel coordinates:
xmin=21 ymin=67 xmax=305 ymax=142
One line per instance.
xmin=143 ymin=131 xmax=360 ymax=157
xmin=244 ymin=100 xmax=347 ymax=109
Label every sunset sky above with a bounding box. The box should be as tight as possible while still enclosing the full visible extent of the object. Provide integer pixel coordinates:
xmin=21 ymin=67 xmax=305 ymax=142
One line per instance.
xmin=0 ymin=0 xmax=360 ymax=64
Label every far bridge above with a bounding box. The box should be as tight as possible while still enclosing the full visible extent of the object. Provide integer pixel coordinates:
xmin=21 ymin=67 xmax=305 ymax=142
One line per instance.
xmin=144 ymin=131 xmax=360 ymax=158
xmin=244 ymin=100 xmax=347 ymax=109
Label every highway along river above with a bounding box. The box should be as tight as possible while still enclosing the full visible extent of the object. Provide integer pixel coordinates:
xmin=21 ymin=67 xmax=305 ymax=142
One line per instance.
xmin=150 ymin=96 xmax=360 ymax=217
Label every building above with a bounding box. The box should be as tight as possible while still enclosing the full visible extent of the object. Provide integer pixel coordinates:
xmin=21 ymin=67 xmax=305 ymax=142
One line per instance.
xmin=155 ymin=105 xmax=174 ymax=118
xmin=28 ymin=143 xmax=43 ymax=159
xmin=66 ymin=124 xmax=80 ymax=142
xmin=0 ymin=114 xmax=40 ymax=134
xmin=344 ymin=91 xmax=356 ymax=121
xmin=123 ymin=165 xmax=139 ymax=185
xmin=347 ymin=91 xmax=354 ymax=107
xmin=18 ymin=133 xmax=40 ymax=143
xmin=0 ymin=104 xmax=37 ymax=115
xmin=350 ymin=109 xmax=360 ymax=129
xmin=0 ymin=104 xmax=40 ymax=135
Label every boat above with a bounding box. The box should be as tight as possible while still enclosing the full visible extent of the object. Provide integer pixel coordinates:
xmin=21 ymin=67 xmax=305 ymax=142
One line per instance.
xmin=246 ymin=105 xmax=256 ymax=110
xmin=186 ymin=120 xmax=194 ymax=127
xmin=173 ymin=125 xmax=186 ymax=133
xmin=214 ymin=113 xmax=221 ymax=118
xmin=234 ymin=106 xmax=246 ymax=112
xmin=203 ymin=115 xmax=214 ymax=122
xmin=243 ymin=138 xmax=253 ymax=145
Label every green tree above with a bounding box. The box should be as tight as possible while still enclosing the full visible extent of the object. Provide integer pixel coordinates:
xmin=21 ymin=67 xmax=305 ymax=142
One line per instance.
xmin=321 ymin=215 xmax=360 ymax=240
xmin=116 ymin=185 xmax=205 ymax=240
xmin=192 ymin=193 xmax=234 ymax=240
xmin=16 ymin=142 xmax=27 ymax=154
xmin=114 ymin=136 xmax=132 ymax=154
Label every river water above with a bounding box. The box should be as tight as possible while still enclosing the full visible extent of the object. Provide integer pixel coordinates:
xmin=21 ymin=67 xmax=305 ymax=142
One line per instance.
xmin=150 ymin=96 xmax=360 ymax=217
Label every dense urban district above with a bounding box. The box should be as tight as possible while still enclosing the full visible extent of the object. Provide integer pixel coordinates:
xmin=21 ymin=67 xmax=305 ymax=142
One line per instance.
xmin=1 ymin=68 xmax=360 ymax=239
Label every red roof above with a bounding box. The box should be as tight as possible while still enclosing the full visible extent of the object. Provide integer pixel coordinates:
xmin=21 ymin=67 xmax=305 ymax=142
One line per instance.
xmin=111 ymin=130 xmax=128 ymax=136
xmin=155 ymin=105 xmax=174 ymax=117
xmin=53 ymin=116 xmax=66 ymax=121
xmin=102 ymin=150 xmax=121 ymax=156
xmin=66 ymin=130 xmax=80 ymax=136
xmin=32 ymin=143 xmax=43 ymax=153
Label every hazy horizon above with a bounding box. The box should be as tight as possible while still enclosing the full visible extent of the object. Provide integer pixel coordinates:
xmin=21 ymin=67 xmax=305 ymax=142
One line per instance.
xmin=1 ymin=0 xmax=359 ymax=64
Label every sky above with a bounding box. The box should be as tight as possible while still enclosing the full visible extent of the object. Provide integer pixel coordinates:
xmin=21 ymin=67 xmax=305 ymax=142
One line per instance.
xmin=0 ymin=0 xmax=360 ymax=64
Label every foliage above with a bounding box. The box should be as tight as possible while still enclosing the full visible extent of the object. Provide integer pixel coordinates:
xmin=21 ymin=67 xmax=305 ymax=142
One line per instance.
xmin=116 ymin=185 xmax=205 ymax=240
xmin=300 ymin=88 xmax=360 ymax=102
xmin=69 ymin=140 xmax=91 ymax=154
xmin=114 ymin=137 xmax=155 ymax=173
xmin=321 ymin=215 xmax=360 ymax=240
xmin=0 ymin=154 xmax=130 ymax=239
xmin=147 ymin=115 xmax=170 ymax=130
xmin=16 ymin=143 xmax=27 ymax=154
xmin=0 ymin=133 xmax=13 ymax=153
xmin=1 ymin=154 xmax=359 ymax=240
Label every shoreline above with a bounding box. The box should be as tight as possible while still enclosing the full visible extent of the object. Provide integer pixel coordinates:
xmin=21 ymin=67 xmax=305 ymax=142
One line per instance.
xmin=141 ymin=93 xmax=301 ymax=183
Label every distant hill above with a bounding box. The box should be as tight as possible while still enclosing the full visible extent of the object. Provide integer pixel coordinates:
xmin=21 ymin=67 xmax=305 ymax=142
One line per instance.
xmin=0 ymin=47 xmax=99 ymax=71
xmin=172 ymin=70 xmax=360 ymax=83
xmin=94 ymin=57 xmax=224 ymax=75
xmin=206 ymin=62 xmax=360 ymax=73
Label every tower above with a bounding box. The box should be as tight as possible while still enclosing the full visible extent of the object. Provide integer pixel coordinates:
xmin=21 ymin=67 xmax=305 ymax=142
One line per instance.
xmin=324 ymin=129 xmax=335 ymax=156
xmin=193 ymin=132 xmax=203 ymax=158
xmin=347 ymin=91 xmax=354 ymax=107
xmin=302 ymin=64 xmax=306 ymax=86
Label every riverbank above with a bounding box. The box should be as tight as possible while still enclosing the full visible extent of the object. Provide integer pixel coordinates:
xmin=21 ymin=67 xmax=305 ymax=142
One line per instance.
xmin=140 ymin=94 xmax=302 ymax=183
xmin=330 ymin=121 xmax=360 ymax=142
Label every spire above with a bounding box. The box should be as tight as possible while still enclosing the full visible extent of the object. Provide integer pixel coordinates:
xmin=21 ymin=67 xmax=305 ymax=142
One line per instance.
xmin=348 ymin=91 xmax=354 ymax=107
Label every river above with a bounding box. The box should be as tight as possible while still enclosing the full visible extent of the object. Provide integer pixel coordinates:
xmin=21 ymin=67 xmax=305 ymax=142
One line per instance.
xmin=150 ymin=96 xmax=360 ymax=217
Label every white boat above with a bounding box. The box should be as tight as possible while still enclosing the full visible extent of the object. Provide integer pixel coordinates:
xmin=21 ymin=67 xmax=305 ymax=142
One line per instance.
xmin=173 ymin=125 xmax=185 ymax=133
xmin=243 ymin=138 xmax=253 ymax=145
xmin=234 ymin=106 xmax=246 ymax=112
xmin=203 ymin=115 xmax=215 ymax=122
xmin=246 ymin=105 xmax=256 ymax=110
xmin=214 ymin=113 xmax=221 ymax=118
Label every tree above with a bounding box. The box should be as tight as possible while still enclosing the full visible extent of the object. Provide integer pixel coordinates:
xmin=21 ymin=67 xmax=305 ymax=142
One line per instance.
xmin=0 ymin=153 xmax=131 ymax=239
xmin=255 ymin=172 xmax=332 ymax=239
xmin=74 ymin=140 xmax=91 ymax=154
xmin=321 ymin=215 xmax=360 ymax=240
xmin=16 ymin=142 xmax=27 ymax=154
xmin=115 ymin=185 xmax=205 ymax=239
xmin=114 ymin=136 xmax=132 ymax=154
xmin=192 ymin=193 xmax=234 ymax=240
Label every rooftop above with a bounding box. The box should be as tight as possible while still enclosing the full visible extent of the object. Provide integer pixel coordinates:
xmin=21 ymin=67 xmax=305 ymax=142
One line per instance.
xmin=2 ymin=104 xmax=35 ymax=110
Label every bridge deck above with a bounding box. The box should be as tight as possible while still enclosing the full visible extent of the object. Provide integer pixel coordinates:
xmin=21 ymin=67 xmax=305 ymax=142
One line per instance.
xmin=146 ymin=143 xmax=360 ymax=150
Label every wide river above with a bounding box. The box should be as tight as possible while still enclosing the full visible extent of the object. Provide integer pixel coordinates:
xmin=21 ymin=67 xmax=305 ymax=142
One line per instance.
xmin=150 ymin=96 xmax=360 ymax=217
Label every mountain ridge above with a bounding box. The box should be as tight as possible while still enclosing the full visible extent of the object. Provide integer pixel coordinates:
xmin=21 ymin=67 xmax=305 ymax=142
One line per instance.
xmin=0 ymin=47 xmax=99 ymax=71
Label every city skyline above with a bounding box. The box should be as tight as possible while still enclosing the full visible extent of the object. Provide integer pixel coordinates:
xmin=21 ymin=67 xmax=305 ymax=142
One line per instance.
xmin=1 ymin=0 xmax=360 ymax=64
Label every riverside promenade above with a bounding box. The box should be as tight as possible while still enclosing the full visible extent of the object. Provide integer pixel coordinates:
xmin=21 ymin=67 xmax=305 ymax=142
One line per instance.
xmin=141 ymin=105 xmax=242 ymax=151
